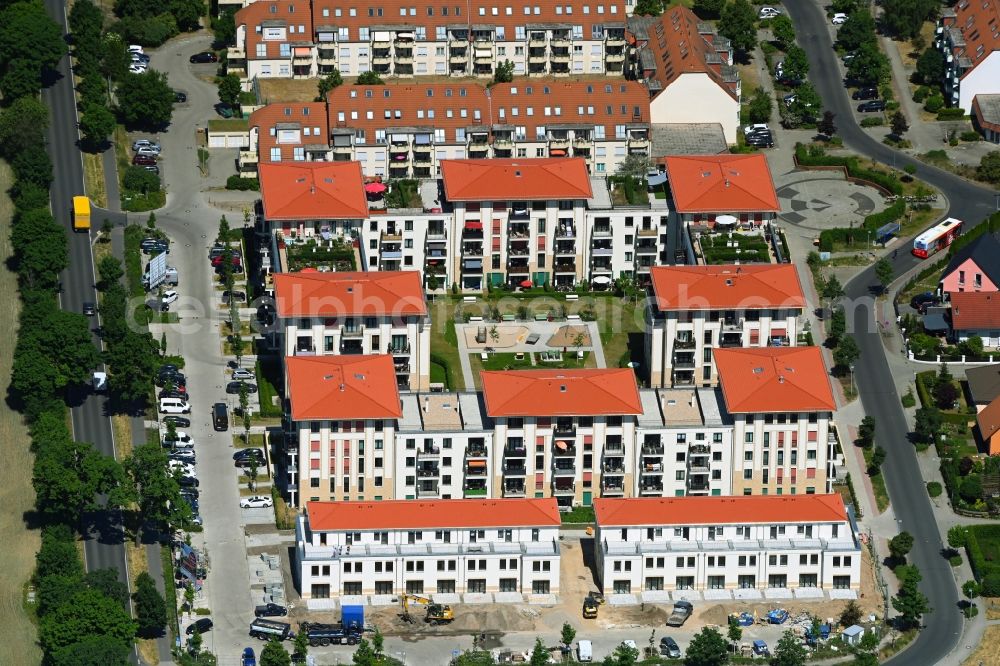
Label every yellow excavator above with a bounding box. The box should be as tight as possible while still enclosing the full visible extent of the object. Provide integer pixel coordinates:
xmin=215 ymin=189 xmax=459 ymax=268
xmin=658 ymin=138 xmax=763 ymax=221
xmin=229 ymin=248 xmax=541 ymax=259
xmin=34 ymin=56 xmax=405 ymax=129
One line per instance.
xmin=400 ymin=594 xmax=455 ymax=625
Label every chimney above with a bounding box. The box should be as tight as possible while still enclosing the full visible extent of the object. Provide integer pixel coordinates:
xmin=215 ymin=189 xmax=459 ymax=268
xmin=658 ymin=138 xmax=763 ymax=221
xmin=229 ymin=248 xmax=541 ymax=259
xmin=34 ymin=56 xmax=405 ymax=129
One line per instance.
xmin=339 ymin=383 xmax=345 ymax=391
xmin=724 ymin=179 xmax=730 ymax=187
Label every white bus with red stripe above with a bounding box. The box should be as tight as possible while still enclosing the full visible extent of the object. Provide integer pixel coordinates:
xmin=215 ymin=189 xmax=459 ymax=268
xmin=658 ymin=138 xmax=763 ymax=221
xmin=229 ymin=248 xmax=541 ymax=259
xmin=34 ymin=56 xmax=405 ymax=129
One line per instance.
xmin=912 ymin=217 xmax=963 ymax=258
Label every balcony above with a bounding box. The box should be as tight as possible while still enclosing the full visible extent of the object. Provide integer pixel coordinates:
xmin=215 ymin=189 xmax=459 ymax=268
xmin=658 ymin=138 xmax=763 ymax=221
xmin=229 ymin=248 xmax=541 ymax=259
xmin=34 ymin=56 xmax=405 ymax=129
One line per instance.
xmin=628 ymin=135 xmax=649 ymax=148
xmin=238 ymin=150 xmax=258 ymax=166
xmin=317 ymin=47 xmax=336 ymax=63
xmin=504 ymin=482 xmax=526 ymax=497
xmin=605 ymin=440 xmax=625 ymax=454
xmin=467 ymin=441 xmax=488 ymax=458
xmin=688 ymin=482 xmax=710 ymax=494
xmin=606 ymin=51 xmax=625 ymax=63
xmin=528 ymin=35 xmax=547 ymax=46
xmin=722 ymin=318 xmax=744 ymax=331
xmin=417 ymin=482 xmax=440 ymax=497
xmin=640 ymin=461 xmax=663 ymax=475
xmin=573 ymin=136 xmax=592 ymax=148
xmin=395 ymin=52 xmax=414 ymax=64
xmin=465 ymin=462 xmax=488 ymax=477
xmin=417 ymin=444 xmax=441 ymax=457
xmin=637 ymin=227 xmax=658 ymax=237
xmin=687 ymin=459 xmax=710 ymax=475
xmin=503 ymin=462 xmax=527 ymax=476
xmin=226 ymin=46 xmax=246 ymax=61
xmin=548 ymin=136 xmax=571 ymax=149
xmin=417 ymin=465 xmax=440 ymax=478
xmin=549 ymin=52 xmax=571 ymax=63
xmin=552 ymin=481 xmax=576 ymax=495
xmin=641 ymin=442 xmax=664 ymax=455
xmin=602 ymin=460 xmax=625 ymax=475
xmin=464 ymin=483 xmax=488 ymax=497
xmin=450 ymin=51 xmax=469 ymax=63
xmin=639 ymin=482 xmax=664 ymax=495
xmin=504 ymin=444 xmax=527 ymax=457
xmin=602 ymin=480 xmax=625 ymax=495
xmin=554 ymin=262 xmax=576 ymax=274
xmin=450 ymin=36 xmax=469 ymax=47
xmin=528 ymin=53 xmax=548 ymax=64
xmin=606 ymin=34 xmax=627 ymax=46
xmin=381 ymin=230 xmax=403 ymax=242
xmin=553 ymin=462 xmax=576 ymax=476
xmin=673 ymin=337 xmax=695 ymax=350
xmin=553 ymin=423 xmax=576 ymax=438
xmin=636 ymin=241 xmax=658 ymax=254
xmin=341 ymin=327 xmax=363 ymax=338
xmin=689 ymin=444 xmax=711 ymax=455
xmin=468 ymin=142 xmax=489 ymax=156
xmin=672 ymin=354 xmax=695 ymax=369
xmin=550 ymin=36 xmax=572 ymax=47
xmin=372 ymin=53 xmax=392 ymax=65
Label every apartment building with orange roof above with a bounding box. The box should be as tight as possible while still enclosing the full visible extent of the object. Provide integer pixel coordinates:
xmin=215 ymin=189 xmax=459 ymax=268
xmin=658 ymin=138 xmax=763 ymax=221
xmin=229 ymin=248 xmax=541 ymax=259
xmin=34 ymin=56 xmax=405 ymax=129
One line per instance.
xmin=663 ymin=154 xmax=780 ymax=227
xmin=242 ymin=102 xmax=329 ymax=177
xmin=274 ymin=271 xmax=431 ymax=393
xmin=645 ymin=264 xmax=806 ymax=388
xmin=228 ymin=0 xmax=631 ymax=87
xmin=714 ymin=347 xmax=836 ymax=496
xmin=296 ymin=498 xmax=562 ymax=603
xmin=626 ymin=5 xmax=740 ymax=143
xmin=229 ymin=0 xmax=315 ymax=84
xmin=593 ymin=494 xmax=861 ymax=596
xmin=937 ymin=0 xmax=1000 ymax=112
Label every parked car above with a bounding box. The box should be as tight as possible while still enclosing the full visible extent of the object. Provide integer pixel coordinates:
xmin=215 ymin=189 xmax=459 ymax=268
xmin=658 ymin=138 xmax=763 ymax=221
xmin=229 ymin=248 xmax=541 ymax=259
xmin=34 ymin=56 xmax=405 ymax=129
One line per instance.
xmin=857 ymin=99 xmax=886 ymax=112
xmin=168 ymin=461 xmax=195 ymax=476
xmin=186 ymin=618 xmax=214 ymax=635
xmin=660 ymin=637 xmax=681 ymax=658
xmin=852 ymin=87 xmax=879 ymax=100
xmin=842 ymin=52 xmax=858 ymax=64
xmin=242 ymin=648 xmax=256 ymax=666
xmin=189 ymin=51 xmax=218 ymax=63
xmin=128 ymin=45 xmax=144 ymax=54
xmin=141 ymin=237 xmax=168 ymax=253
xmin=744 ymin=123 xmax=770 ymax=136
xmin=162 ymin=415 xmax=191 ymax=427
xmin=745 ymin=130 xmax=774 ymax=148
xmin=222 ymin=290 xmax=246 ymax=304
xmin=132 ymin=154 xmax=156 ymax=166
xmin=135 ymin=145 xmax=161 ymax=156
xmin=227 ymin=381 xmax=258 ymax=394
xmin=161 ymin=290 xmax=179 ymax=305
xmin=132 ymin=139 xmax=160 ymax=151
xmin=234 ymin=448 xmax=264 ymax=460
xmin=910 ymin=291 xmax=939 ymax=313
xmin=783 ymin=93 xmax=797 ymax=108
xmin=254 ymin=603 xmax=288 ymax=617
xmin=240 ymin=495 xmax=273 ymax=509
xmin=177 ymin=475 xmax=199 ymax=488
xmin=159 ymin=388 xmax=186 ymax=399
xmin=174 ymin=90 xmax=187 ymax=103
xmin=758 ymin=6 xmax=781 ymax=18
xmin=232 ymin=368 xmax=255 ymax=381
xmin=169 ymin=450 xmax=196 ymax=462
xmin=832 ymin=12 xmax=848 ymax=24
xmin=213 ymin=402 xmax=229 ymax=431
xmin=128 ymin=64 xmax=147 ymax=74
xmin=144 ymin=165 xmax=160 ymax=175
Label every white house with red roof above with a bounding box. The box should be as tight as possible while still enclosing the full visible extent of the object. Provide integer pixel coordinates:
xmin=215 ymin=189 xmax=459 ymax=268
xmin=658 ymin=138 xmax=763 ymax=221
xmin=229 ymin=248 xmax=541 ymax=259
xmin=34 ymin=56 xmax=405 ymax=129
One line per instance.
xmin=593 ymin=494 xmax=860 ymax=597
xmin=937 ymin=0 xmax=1000 ymax=112
xmin=645 ymin=264 xmax=806 ymax=388
xmin=714 ymin=347 xmax=836 ymax=496
xmin=296 ymin=498 xmax=562 ymax=605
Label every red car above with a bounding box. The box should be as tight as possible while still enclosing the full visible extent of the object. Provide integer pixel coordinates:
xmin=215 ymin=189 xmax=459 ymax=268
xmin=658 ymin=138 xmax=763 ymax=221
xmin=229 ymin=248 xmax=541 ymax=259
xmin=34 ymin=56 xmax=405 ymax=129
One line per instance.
xmin=211 ymin=254 xmax=242 ymax=267
xmin=132 ymin=154 xmax=156 ymax=166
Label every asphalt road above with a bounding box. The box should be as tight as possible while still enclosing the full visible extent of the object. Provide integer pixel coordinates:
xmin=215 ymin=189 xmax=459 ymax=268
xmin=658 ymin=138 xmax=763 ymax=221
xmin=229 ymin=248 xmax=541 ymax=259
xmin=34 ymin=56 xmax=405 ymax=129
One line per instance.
xmin=787 ymin=2 xmax=998 ymax=664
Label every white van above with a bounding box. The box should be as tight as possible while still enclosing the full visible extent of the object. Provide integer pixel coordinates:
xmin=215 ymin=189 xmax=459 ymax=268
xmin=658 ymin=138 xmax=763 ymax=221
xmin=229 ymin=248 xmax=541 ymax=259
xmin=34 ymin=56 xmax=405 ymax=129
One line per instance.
xmin=159 ymin=397 xmax=191 ymax=414
xmin=578 ymin=640 xmax=592 ymax=662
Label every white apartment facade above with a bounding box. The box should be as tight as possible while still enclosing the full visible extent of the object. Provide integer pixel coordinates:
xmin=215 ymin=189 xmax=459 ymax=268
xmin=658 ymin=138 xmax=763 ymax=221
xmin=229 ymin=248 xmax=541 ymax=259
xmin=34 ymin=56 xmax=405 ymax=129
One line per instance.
xmin=296 ymin=498 xmax=562 ymax=605
xmin=593 ymin=494 xmax=861 ymax=595
xmin=937 ymin=0 xmax=1000 ymax=112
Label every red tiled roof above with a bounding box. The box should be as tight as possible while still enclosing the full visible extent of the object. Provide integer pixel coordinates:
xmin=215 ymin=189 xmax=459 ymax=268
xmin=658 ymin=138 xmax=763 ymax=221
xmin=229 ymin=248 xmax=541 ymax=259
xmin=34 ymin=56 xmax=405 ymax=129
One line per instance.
xmin=307 ymin=498 xmax=561 ymax=531
xmin=629 ymin=6 xmax=737 ymax=100
xmin=713 ymin=347 xmax=835 ymax=413
xmin=594 ymin=494 xmax=848 ymax=526
xmin=951 ymin=291 xmax=1000 ymax=330
xmin=274 ymin=271 xmax=427 ymax=318
xmin=249 ymin=102 xmax=329 ymax=164
xmin=952 ymin=0 xmax=1000 ymax=78
xmin=308 ymin=0 xmax=625 ymax=42
xmin=977 ymin=396 xmax=1000 ymax=454
xmin=237 ymin=0 xmax=314 ymax=62
xmin=286 ymin=355 xmax=401 ymax=420
xmin=480 ymin=368 xmax=642 ymax=417
xmin=650 ymin=264 xmax=805 ymax=311
xmin=664 ymin=154 xmax=779 ymax=213
xmin=259 ymin=162 xmax=368 ymax=220
xmin=442 ymin=158 xmax=592 ymax=201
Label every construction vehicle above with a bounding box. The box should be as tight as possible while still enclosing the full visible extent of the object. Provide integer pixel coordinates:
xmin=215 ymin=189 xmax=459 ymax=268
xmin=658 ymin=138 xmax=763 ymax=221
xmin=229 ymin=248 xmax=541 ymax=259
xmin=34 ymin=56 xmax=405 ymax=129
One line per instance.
xmin=400 ymin=594 xmax=455 ymax=625
xmin=582 ymin=595 xmax=599 ymax=619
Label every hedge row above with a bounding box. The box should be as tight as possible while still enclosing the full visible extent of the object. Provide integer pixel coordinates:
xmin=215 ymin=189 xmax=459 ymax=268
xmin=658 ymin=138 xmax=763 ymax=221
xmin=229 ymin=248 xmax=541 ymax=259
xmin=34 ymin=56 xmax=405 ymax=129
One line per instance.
xmin=966 ymin=525 xmax=1000 ymax=579
xmin=795 ymin=143 xmax=904 ymax=195
xmin=947 ymin=210 xmax=1000 ymax=259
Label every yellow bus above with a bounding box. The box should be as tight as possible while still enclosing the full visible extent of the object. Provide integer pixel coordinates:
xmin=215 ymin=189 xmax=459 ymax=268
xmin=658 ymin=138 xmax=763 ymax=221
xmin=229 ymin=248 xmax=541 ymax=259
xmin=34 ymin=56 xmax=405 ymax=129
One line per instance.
xmin=72 ymin=196 xmax=91 ymax=231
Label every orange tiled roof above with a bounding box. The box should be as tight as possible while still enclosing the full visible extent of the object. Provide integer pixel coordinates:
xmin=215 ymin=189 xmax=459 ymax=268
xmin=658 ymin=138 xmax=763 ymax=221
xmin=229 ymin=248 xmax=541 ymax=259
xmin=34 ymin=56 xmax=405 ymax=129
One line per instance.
xmin=249 ymin=102 xmax=329 ymax=164
xmin=259 ymin=162 xmax=368 ymax=220
xmin=286 ymin=355 xmax=401 ymax=420
xmin=953 ymin=0 xmax=1000 ymax=78
xmin=481 ymin=368 xmax=642 ymax=417
xmin=307 ymin=497 xmax=561 ymax=531
xmin=274 ymin=271 xmax=427 ymax=318
xmin=594 ymin=494 xmax=848 ymax=526
xmin=308 ymin=0 xmax=625 ymax=42
xmin=977 ymin=395 xmax=1000 ymax=455
xmin=650 ymin=264 xmax=805 ymax=311
xmin=442 ymin=158 xmax=593 ymax=201
xmin=951 ymin=291 xmax=1000 ymax=330
xmin=713 ymin=347 xmax=835 ymax=413
xmin=664 ymin=154 xmax=779 ymax=213
xmin=238 ymin=0 xmax=314 ymax=62
xmin=630 ymin=6 xmax=737 ymax=100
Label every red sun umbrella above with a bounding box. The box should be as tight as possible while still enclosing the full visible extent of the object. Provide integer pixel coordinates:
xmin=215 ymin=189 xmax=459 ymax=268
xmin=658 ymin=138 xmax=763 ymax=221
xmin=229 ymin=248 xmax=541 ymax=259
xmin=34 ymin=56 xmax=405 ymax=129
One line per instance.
xmin=519 ymin=279 xmax=533 ymax=288
xmin=364 ymin=182 xmax=387 ymax=194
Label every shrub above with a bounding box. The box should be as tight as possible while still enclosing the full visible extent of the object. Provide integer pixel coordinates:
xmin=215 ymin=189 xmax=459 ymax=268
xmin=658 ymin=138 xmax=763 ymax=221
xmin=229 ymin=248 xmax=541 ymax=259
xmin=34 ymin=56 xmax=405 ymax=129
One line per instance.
xmin=122 ymin=166 xmax=160 ymax=194
xmin=937 ymin=107 xmax=966 ymax=120
xmin=960 ymin=130 xmax=981 ymax=142
xmin=924 ymin=95 xmax=945 ymax=113
xmin=793 ymin=144 xmax=902 ymax=194
xmin=860 ymin=117 xmax=884 ymax=127
xmin=912 ymin=86 xmax=929 ymax=103
xmin=926 ymin=481 xmax=942 ymax=497
xmin=982 ymin=573 xmax=1000 ymax=597
xmin=225 ymin=175 xmax=260 ymax=191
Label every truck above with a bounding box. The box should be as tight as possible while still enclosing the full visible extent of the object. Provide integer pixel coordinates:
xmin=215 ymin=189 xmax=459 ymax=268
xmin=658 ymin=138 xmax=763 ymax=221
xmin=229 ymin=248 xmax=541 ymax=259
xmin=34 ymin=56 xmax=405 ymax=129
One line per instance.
xmin=342 ymin=604 xmax=364 ymax=631
xmin=143 ymin=266 xmax=178 ymax=291
xmin=303 ymin=623 xmax=362 ymax=647
xmin=666 ymin=600 xmax=693 ymax=627
xmin=72 ymin=196 xmax=90 ymax=231
xmin=249 ymin=618 xmax=294 ymax=641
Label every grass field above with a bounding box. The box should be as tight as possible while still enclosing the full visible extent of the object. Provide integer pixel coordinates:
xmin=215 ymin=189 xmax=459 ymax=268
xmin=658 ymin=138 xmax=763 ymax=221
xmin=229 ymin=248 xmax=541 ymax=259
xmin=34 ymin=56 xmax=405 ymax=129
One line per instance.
xmin=82 ymin=151 xmax=108 ymax=209
xmin=0 ymin=160 xmax=43 ymax=663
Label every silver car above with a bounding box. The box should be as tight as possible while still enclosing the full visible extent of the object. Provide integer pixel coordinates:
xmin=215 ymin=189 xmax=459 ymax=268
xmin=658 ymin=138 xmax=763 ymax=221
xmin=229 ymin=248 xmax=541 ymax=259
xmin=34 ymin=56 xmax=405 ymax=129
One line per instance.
xmin=135 ymin=145 xmax=161 ymax=156
xmin=232 ymin=368 xmax=255 ymax=381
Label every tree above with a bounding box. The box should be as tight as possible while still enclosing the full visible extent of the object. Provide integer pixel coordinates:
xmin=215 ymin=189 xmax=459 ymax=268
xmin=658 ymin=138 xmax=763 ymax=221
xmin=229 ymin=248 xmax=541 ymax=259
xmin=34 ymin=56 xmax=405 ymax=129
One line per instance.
xmin=561 ymin=622 xmax=577 ymax=649
xmin=11 ymin=207 xmax=66 ymax=288
xmin=106 ymin=329 xmax=161 ymax=404
xmin=914 ymin=406 xmax=943 ymax=443
xmin=317 ymin=69 xmax=343 ymax=99
xmin=617 ymin=153 xmax=652 ymax=179
xmin=833 ymin=336 xmax=861 ymax=370
xmin=787 ymin=81 xmax=821 ymax=120
xmin=822 ymin=274 xmax=845 ymax=304
xmin=745 ymin=86 xmax=773 ymax=124
xmin=51 ymin=636 xmax=132 ymax=666
xmin=828 ymin=307 xmax=846 ymax=342
xmin=960 ymin=475 xmax=983 ymax=503
xmin=977 ymin=151 xmax=1000 ymax=184
xmin=116 ymin=70 xmax=175 ymax=129
xmin=881 ymin=0 xmax=937 ymax=39
xmin=40 ymin=588 xmax=138 ymax=654
xmin=963 ymin=579 xmax=981 ymax=600
xmin=239 ymin=380 xmax=251 ymax=441
xmin=33 ymin=439 xmax=121 ymax=521
xmin=783 ymin=45 xmax=810 ymax=83
xmin=916 ymin=47 xmax=945 ymax=85
xmin=692 ymin=0 xmax=724 ymax=19
xmin=837 ymin=10 xmax=877 ymax=51
xmin=770 ymin=629 xmax=807 ymax=666
xmin=875 ymin=258 xmax=894 ymax=292
xmin=0 ymin=1 xmax=67 ymax=95
xmin=839 ymin=599 xmax=863 ymax=627
xmin=892 ymin=566 xmax=930 ymax=628
xmin=101 ymin=35 xmax=133 ymax=83
xmin=79 ymin=103 xmax=117 ymax=152
xmin=262 ymin=638 xmax=292 ymax=666
xmin=947 ymin=525 xmax=968 ymax=550
xmin=356 ymin=71 xmax=384 ymax=85
xmin=217 ymin=73 xmax=242 ymax=109
xmin=493 ymin=59 xmax=515 ymax=84
xmin=869 ymin=446 xmax=886 ymax=473
xmin=133 ymin=571 xmax=167 ymax=638
xmin=98 ymin=256 xmax=125 ymax=291
xmin=771 ymin=15 xmax=795 ymax=48
xmin=117 ymin=443 xmax=190 ymax=537
xmin=890 ymin=111 xmax=909 ymax=138
xmin=817 ymin=111 xmax=837 ymax=137
xmin=170 ymin=0 xmax=205 ymax=32
xmin=529 ymin=638 xmax=549 ymax=666
xmin=84 ymin=569 xmax=130 ymax=610
xmin=847 ymin=40 xmax=890 ymax=85
xmin=633 ymin=0 xmax=663 ymax=16
xmin=605 ymin=641 xmax=640 ymax=666
xmin=857 ymin=416 xmax=876 ymax=447
xmin=934 ymin=378 xmax=959 ymax=409
xmin=684 ymin=626 xmax=728 ymax=666
xmin=852 ymin=631 xmax=879 ymax=666
xmin=69 ymin=0 xmax=104 ymax=43
xmin=293 ymin=631 xmax=309 ymax=661
xmin=888 ymin=532 xmax=914 ymax=563
xmin=351 ymin=639 xmax=376 ymax=666
xmin=12 ymin=144 xmax=54 ymax=189
xmin=0 ymin=96 xmax=48 ymax=159
xmin=718 ymin=0 xmax=757 ymax=55
xmin=372 ymin=627 xmax=384 ymax=655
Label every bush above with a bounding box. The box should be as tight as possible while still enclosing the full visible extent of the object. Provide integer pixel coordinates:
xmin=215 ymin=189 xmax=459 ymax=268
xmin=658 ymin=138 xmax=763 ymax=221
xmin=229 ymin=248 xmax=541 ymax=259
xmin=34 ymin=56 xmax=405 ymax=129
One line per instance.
xmin=937 ymin=107 xmax=966 ymax=120
xmin=225 ymin=175 xmax=260 ymax=191
xmin=122 ymin=166 xmax=160 ymax=194
xmin=794 ymin=144 xmax=902 ymax=194
xmin=912 ymin=86 xmax=929 ymax=103
xmin=960 ymin=130 xmax=981 ymax=142
xmin=926 ymin=481 xmax=942 ymax=497
xmin=860 ymin=116 xmax=884 ymax=127
xmin=111 ymin=13 xmax=179 ymax=46
xmin=924 ymin=95 xmax=945 ymax=113
xmin=982 ymin=573 xmax=1000 ymax=597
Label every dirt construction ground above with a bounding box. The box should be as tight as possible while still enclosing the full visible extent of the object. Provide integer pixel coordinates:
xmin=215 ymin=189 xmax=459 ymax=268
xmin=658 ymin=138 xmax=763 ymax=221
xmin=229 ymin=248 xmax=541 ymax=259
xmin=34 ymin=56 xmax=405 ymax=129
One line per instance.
xmin=0 ymin=161 xmax=42 ymax=663
xmin=291 ymin=537 xmax=883 ymax=641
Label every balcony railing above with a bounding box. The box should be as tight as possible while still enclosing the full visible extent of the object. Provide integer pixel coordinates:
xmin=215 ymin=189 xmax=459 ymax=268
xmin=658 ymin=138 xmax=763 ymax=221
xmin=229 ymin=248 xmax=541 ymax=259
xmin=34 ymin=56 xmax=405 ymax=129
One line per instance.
xmin=641 ymin=443 xmax=664 ymax=455
xmin=602 ymin=482 xmax=625 ymax=495
xmin=673 ymin=337 xmax=695 ymax=349
xmin=417 ymin=445 xmax=441 ymax=457
xmin=417 ymin=466 xmax=440 ymax=477
xmin=504 ymin=445 xmax=527 ymax=457
xmin=552 ymin=482 xmax=575 ymax=495
xmin=554 ymin=424 xmax=576 ymax=437
xmin=467 ymin=443 xmax=488 ymax=458
xmin=504 ymin=484 xmax=526 ymax=497
xmin=341 ymin=328 xmax=363 ymax=338
xmin=387 ymin=343 xmax=411 ymax=354
xmin=503 ymin=463 xmax=527 ymax=475
xmin=552 ymin=463 xmax=576 ymax=476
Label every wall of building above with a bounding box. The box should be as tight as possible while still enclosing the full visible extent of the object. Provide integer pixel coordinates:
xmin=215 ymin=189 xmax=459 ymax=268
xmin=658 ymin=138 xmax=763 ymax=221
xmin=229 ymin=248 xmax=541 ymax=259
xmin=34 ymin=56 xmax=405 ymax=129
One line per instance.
xmin=650 ymin=73 xmax=739 ymax=144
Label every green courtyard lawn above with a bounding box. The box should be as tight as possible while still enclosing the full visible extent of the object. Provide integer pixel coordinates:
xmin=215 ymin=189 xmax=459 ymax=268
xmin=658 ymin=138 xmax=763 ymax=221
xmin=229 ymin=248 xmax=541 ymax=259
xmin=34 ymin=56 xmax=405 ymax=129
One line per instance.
xmin=468 ymin=352 xmax=592 ymax=389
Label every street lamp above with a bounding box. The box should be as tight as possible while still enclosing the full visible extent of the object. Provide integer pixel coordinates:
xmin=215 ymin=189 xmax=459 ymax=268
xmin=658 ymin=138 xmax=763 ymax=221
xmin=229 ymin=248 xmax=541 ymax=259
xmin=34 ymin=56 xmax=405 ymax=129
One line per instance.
xmin=849 ymin=363 xmax=856 ymax=396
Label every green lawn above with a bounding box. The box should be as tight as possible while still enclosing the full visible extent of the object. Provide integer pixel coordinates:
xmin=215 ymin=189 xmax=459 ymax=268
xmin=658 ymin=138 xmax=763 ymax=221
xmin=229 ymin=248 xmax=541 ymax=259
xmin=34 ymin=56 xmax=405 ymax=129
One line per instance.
xmin=430 ymin=317 xmax=463 ymax=390
xmin=862 ymin=447 xmax=891 ymax=513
